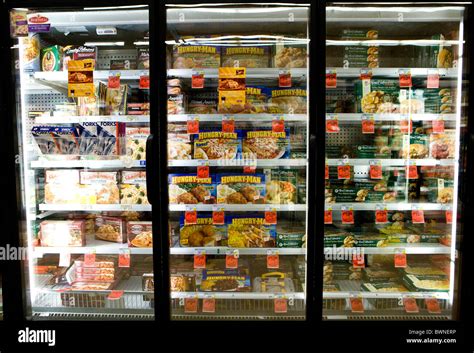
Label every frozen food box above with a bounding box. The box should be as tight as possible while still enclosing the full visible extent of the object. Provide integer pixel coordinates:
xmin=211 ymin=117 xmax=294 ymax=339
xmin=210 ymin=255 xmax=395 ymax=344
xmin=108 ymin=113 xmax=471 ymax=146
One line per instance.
xmin=127 ymin=221 xmax=153 ymax=247
xmin=362 ymin=267 xmax=400 ymax=283
xmin=253 ymin=273 xmax=296 ymax=293
xmin=429 ymin=130 xmax=455 ymax=159
xmin=110 ymin=59 xmax=137 ymax=70
xmin=193 ymin=129 xmax=242 ymax=160
xmin=187 ymin=98 xmax=217 ymax=114
xmin=168 ymin=94 xmax=185 ymax=115
xmin=39 ymin=220 xmax=86 ymax=247
xmin=276 ymin=223 xmax=305 ymax=248
xmin=172 ymin=44 xmax=220 ymax=68
xmin=216 ymin=174 xmax=266 ymax=204
xmin=95 ymin=216 xmax=127 ymax=243
xmin=341 ymin=29 xmax=379 ymax=39
xmin=268 ymin=88 xmax=307 ymax=114
xmin=361 ymin=281 xmax=408 ymax=293
xmin=45 ymin=170 xmax=80 ymax=184
xmin=199 ymin=269 xmax=251 ymax=292
xmin=96 ymin=121 xmax=126 ymax=156
xmin=168 ymin=133 xmax=192 ymax=160
xmin=221 ymin=46 xmax=270 ymax=68
xmin=62 ymin=45 xmax=97 ymax=70
xmin=32 ymin=126 xmax=61 ymax=154
xmin=217 ymin=85 xmax=269 ymax=114
xmin=274 ymin=46 xmax=307 ymax=68
xmin=324 ymin=230 xmax=356 ymax=247
xmin=168 ymin=174 xmax=216 ymax=204
xmin=266 ymin=169 xmax=298 ymax=204
xmin=79 ymin=171 xmax=120 ymax=204
xmin=137 ymin=48 xmax=150 ymax=69
xmin=242 ymin=128 xmax=290 ymax=160
xmin=120 ymin=184 xmax=149 ymax=205
xmin=126 ymin=127 xmax=149 ymax=161
xmin=41 ymin=45 xmax=62 ymax=71
xmin=179 ymin=213 xmax=227 ymax=247
xmin=21 ymin=35 xmax=40 ymax=72
xmin=226 ymin=214 xmax=276 ymax=248
xmin=402 ymin=274 xmax=450 ymax=292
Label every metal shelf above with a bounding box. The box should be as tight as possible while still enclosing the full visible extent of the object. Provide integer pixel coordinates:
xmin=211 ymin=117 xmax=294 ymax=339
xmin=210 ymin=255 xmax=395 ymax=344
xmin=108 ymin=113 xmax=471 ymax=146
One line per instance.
xmin=323 ymin=280 xmax=450 ymax=300
xmin=168 ymin=159 xmax=307 ymax=167
xmin=170 ymin=247 xmax=306 ymax=256
xmin=32 ymin=70 xmax=148 ymax=82
xmin=33 ymin=238 xmax=152 ymax=257
xmin=167 ymin=68 xmax=307 ymax=79
xmin=330 ymin=113 xmax=457 ymax=122
xmin=35 ymin=115 xmax=150 ymax=124
xmin=169 ymin=204 xmax=306 ymax=212
xmin=326 ymin=68 xmax=458 ymax=78
xmin=171 ymin=292 xmax=306 ymax=300
xmin=39 ymin=204 xmax=151 ymax=212
xmin=168 ymin=113 xmax=308 ymax=122
xmin=326 ymin=158 xmax=456 ymax=167
xmin=324 ymin=243 xmax=450 ymax=255
xmin=31 ymin=159 xmax=145 ymax=169
xmin=325 ymin=203 xmax=448 ymax=211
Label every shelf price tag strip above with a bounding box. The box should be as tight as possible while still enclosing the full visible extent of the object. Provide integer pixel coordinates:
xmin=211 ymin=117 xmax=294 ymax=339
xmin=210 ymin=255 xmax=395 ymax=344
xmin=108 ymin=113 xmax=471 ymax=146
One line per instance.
xmin=394 ymin=248 xmax=407 ymax=268
xmin=326 ymin=114 xmax=340 ymax=133
xmin=202 ymin=295 xmax=216 ymax=313
xmin=267 ymin=249 xmax=280 ymax=269
xmin=225 ymin=249 xmax=239 ymax=269
xmin=403 ymin=296 xmax=419 ymax=313
xmin=350 ymin=293 xmax=364 ymax=313
xmin=274 ymin=295 xmax=288 ymax=313
xmin=118 ymin=248 xmax=131 ymax=268
xmin=361 ymin=114 xmax=375 ymax=134
xmin=194 ymin=249 xmax=206 ymax=269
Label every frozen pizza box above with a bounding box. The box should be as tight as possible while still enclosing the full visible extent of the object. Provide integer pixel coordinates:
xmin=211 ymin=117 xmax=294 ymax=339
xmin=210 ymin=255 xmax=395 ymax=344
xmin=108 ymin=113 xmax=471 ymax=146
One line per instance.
xmin=168 ymin=174 xmax=216 ymax=204
xmin=179 ymin=213 xmax=227 ymax=247
xmin=216 ymin=174 xmax=266 ymax=204
xmin=242 ymin=128 xmax=290 ymax=160
xmin=192 ymin=130 xmax=242 ymax=160
xmin=226 ymin=214 xmax=276 ymax=248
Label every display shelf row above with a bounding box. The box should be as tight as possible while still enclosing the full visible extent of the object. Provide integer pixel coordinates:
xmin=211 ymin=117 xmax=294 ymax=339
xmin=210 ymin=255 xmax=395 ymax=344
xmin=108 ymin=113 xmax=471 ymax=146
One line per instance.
xmin=168 ymin=113 xmax=308 ymax=122
xmin=326 ymin=158 xmax=456 ymax=167
xmin=327 ymin=113 xmax=457 ymax=122
xmin=326 ymin=67 xmax=458 ymax=78
xmin=325 ymin=203 xmax=449 ymax=211
xmin=31 ymin=159 xmax=146 ymax=169
xmin=324 ymin=243 xmax=450 ymax=255
xmin=168 ymin=159 xmax=308 ymax=167
xmin=170 ymin=292 xmax=306 ymax=300
xmin=35 ymin=115 xmax=150 ymax=124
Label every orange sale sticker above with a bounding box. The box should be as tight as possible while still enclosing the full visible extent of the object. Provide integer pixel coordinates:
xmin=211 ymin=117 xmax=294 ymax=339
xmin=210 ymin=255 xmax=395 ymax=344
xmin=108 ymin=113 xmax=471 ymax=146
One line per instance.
xmin=222 ymin=118 xmax=235 ymax=133
xmin=337 ymin=165 xmax=351 ymax=180
xmin=350 ymin=297 xmax=364 ymax=313
xmin=194 ymin=251 xmax=206 ymax=269
xmin=375 ymin=209 xmax=388 ymax=224
xmin=446 ymin=210 xmax=453 ymax=224
xmin=267 ymin=251 xmax=279 ymax=269
xmin=324 ymin=209 xmax=333 ymax=224
xmin=432 ymin=119 xmax=445 ymax=133
xmin=184 ymin=297 xmax=198 ymax=313
xmin=274 ymin=298 xmax=288 ymax=313
xmin=202 ymin=297 xmax=216 ymax=313
xmin=425 ymin=298 xmax=441 ymax=314
xmin=326 ymin=118 xmax=340 ymax=133
xmin=369 ymin=164 xmax=383 ymax=180
xmin=412 ymin=209 xmax=425 ymax=224
xmin=403 ymin=297 xmax=419 ymax=313
xmin=394 ymin=250 xmax=407 ymax=268
xmin=187 ymin=118 xmax=199 ymax=134
xmin=272 ymin=118 xmax=285 ymax=133
xmin=341 ymin=208 xmax=354 ymax=224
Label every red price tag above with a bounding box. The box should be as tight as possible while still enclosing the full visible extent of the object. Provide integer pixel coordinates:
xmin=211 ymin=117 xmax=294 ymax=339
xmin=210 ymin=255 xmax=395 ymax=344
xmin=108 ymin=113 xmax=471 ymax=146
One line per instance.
xmin=185 ymin=297 xmax=198 ymax=313
xmin=267 ymin=251 xmax=279 ymax=269
xmin=192 ymin=73 xmax=204 ymax=89
xmin=399 ymin=70 xmax=412 ymax=88
xmin=202 ymin=297 xmax=216 ymax=313
xmin=352 ymin=254 xmax=365 ymax=269
xmin=225 ymin=252 xmax=239 ymax=269
xmin=350 ymin=297 xmax=364 ymax=313
xmin=108 ymin=74 xmax=120 ymax=89
xmin=427 ymin=70 xmax=440 ymax=89
xmin=84 ymin=251 xmax=96 ymax=266
xmin=274 ymin=298 xmax=288 ymax=313
xmin=139 ymin=75 xmax=150 ymax=89
xmin=265 ymin=209 xmax=277 ymax=225
xmin=326 ymin=71 xmax=337 ymax=88
xmin=341 ymin=208 xmax=354 ymax=224
xmin=425 ymin=298 xmax=442 ymax=314
xmin=325 ymin=165 xmax=329 ymax=179
xmin=412 ymin=209 xmax=425 ymax=224
xmin=118 ymin=249 xmax=131 ymax=268
xmin=194 ymin=251 xmax=206 ymax=269
xmin=324 ymin=209 xmax=333 ymax=224
xmin=279 ymin=71 xmax=292 ymax=88
xmin=362 ymin=116 xmax=375 ymax=134
xmin=197 ymin=165 xmax=209 ymax=179
xmin=243 ymin=165 xmax=256 ymax=174
xmin=400 ymin=119 xmax=412 ymax=133
xmin=187 ymin=118 xmax=199 ymax=134
xmin=369 ymin=164 xmax=383 ymax=179
xmin=432 ymin=119 xmax=445 ymax=133
xmin=403 ymin=297 xmax=419 ymax=313
xmin=212 ymin=209 xmax=224 ymax=225
xmin=375 ymin=209 xmax=388 ymax=224
xmin=107 ymin=290 xmax=124 ymax=300
xmin=337 ymin=165 xmax=351 ymax=179
xmin=446 ymin=210 xmax=453 ymax=224
xmin=185 ymin=209 xmax=197 ymax=225
xmin=407 ymin=165 xmax=418 ymax=179
xmin=360 ymin=69 xmax=372 ymax=80
xmin=222 ymin=118 xmax=235 ymax=133
xmin=326 ymin=118 xmax=340 ymax=133
xmin=272 ymin=118 xmax=285 ymax=133
xmin=394 ymin=250 xmax=407 ymax=268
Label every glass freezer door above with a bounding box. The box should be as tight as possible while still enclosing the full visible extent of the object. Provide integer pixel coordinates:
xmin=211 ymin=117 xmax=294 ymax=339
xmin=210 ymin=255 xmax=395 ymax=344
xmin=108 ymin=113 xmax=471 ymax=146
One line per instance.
xmin=324 ymin=4 xmax=468 ymax=320
xmin=166 ymin=4 xmax=310 ymax=320
xmin=11 ymin=6 xmax=155 ymax=320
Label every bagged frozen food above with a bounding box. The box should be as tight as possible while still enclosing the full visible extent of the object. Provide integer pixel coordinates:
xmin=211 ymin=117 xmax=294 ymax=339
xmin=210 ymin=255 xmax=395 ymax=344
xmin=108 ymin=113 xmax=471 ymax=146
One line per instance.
xmin=21 ymin=35 xmax=40 ymax=72
xmin=168 ymin=174 xmax=216 ymax=204
xmin=217 ymin=174 xmax=266 ymax=204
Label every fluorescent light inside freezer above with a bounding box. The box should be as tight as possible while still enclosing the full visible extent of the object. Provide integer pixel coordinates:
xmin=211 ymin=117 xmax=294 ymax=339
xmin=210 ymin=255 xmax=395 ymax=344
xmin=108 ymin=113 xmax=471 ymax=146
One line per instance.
xmin=327 ymin=6 xmax=466 ymax=13
xmin=168 ymin=7 xmax=307 ymax=14
xmin=167 ymin=3 xmax=310 ymax=8
xmin=84 ymin=5 xmax=148 ymax=10
xmin=84 ymin=41 xmax=124 ymax=46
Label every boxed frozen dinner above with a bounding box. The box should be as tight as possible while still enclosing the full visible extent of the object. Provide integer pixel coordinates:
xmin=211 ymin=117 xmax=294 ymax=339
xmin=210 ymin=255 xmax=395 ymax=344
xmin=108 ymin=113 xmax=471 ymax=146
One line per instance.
xmin=242 ymin=128 xmax=290 ymax=159
xmin=266 ymin=169 xmax=298 ymax=204
xmin=268 ymin=88 xmax=307 ymax=114
xmin=120 ymin=171 xmax=148 ymax=205
xmin=200 ymin=269 xmax=251 ymax=292
xmin=226 ymin=214 xmax=276 ymax=248
xmin=168 ymin=174 xmax=216 ymax=204
xmin=179 ymin=213 xmax=227 ymax=247
xmin=95 ymin=216 xmax=127 ymax=243
xmin=21 ymin=35 xmax=40 ymax=72
xmin=216 ymin=174 xmax=266 ymax=204
xmin=221 ymin=46 xmax=270 ymax=68
xmin=39 ymin=220 xmax=86 ymax=247
xmin=193 ymin=129 xmax=242 ymax=160
xmin=126 ymin=127 xmax=149 ymax=160
xmin=41 ymin=45 xmax=63 ymax=71
xmin=127 ymin=221 xmax=153 ymax=247
xmin=172 ymin=43 xmax=220 ymax=68
xmin=79 ymin=171 xmax=120 ymax=204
